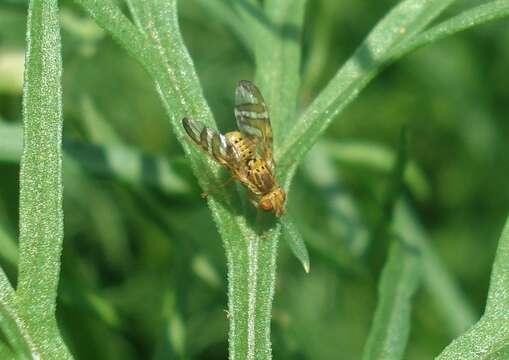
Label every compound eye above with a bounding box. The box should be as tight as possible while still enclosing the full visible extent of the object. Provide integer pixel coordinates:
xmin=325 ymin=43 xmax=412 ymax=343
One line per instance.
xmin=259 ymin=198 xmax=272 ymax=211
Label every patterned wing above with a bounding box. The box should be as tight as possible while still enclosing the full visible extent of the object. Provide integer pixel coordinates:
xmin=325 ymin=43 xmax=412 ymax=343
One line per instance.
xmin=234 ymin=80 xmax=274 ymax=169
xmin=182 ymin=117 xmax=241 ymax=169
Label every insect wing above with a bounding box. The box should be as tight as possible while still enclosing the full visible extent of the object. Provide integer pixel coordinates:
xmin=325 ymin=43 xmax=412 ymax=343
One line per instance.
xmin=182 ymin=117 xmax=241 ymax=167
xmin=234 ymin=80 xmax=274 ymax=168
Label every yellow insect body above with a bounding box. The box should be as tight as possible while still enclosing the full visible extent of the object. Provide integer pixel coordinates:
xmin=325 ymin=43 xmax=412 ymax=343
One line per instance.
xmin=182 ymin=81 xmax=286 ymax=216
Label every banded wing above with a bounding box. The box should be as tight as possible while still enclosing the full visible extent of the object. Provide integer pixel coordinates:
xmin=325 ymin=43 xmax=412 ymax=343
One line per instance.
xmin=182 ymin=117 xmax=241 ymax=169
xmin=234 ymin=80 xmax=274 ymax=169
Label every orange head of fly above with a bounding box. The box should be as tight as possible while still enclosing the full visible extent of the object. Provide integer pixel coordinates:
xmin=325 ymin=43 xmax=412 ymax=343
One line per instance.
xmin=259 ymin=187 xmax=286 ymax=217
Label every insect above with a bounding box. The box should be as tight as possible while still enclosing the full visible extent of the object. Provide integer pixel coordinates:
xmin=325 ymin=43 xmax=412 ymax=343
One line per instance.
xmin=182 ymin=80 xmax=286 ymax=216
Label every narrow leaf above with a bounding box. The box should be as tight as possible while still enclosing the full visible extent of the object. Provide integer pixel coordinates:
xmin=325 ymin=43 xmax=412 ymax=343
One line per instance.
xmin=302 ymin=143 xmax=370 ymax=258
xmin=399 ymin=201 xmax=477 ymax=336
xmin=485 ymin=216 xmax=509 ymax=316
xmin=16 ymin=0 xmax=71 ymax=357
xmin=362 ymin=200 xmax=421 ymax=360
xmin=302 ymin=141 xmax=476 ymax=334
xmin=79 ymin=1 xmax=284 ymax=359
xmin=0 ymin=221 xmax=19 ymax=267
xmin=0 ymin=122 xmax=191 ymax=195
xmin=394 ymin=1 xmax=509 ymax=59
xmin=254 ymin=0 xmax=307 ymax=144
xmin=437 ymin=215 xmax=509 ymax=359
xmin=193 ymin=0 xmax=253 ymax=52
xmin=281 ymin=216 xmax=310 ymax=273
xmin=278 ymin=0 xmax=456 ymax=184
xmin=73 ymin=0 xmax=145 ymax=61
xmin=0 ymin=121 xmax=23 ymax=162
xmin=322 ymin=140 xmax=430 ymax=201
xmin=0 ymin=341 xmax=14 ymax=359
xmin=0 ymin=268 xmax=32 ymax=358
xmin=0 ymin=50 xmax=24 ymax=95
xmin=80 ymin=95 xmax=123 ymax=144
xmin=124 ymin=0 xmax=225 ymax=191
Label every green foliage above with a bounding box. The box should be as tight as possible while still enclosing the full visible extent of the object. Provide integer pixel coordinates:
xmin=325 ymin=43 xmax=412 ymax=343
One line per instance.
xmin=362 ymin=235 xmax=420 ymax=360
xmin=0 ymin=0 xmax=72 ymax=358
xmin=0 ymin=121 xmax=191 ymax=195
xmin=281 ymin=216 xmax=310 ymax=273
xmin=277 ymin=0 xmax=456 ymax=186
xmin=437 ymin=216 xmax=509 ymax=359
xmin=0 ymin=0 xmax=508 ymax=359
xmin=394 ymin=0 xmax=509 ymax=58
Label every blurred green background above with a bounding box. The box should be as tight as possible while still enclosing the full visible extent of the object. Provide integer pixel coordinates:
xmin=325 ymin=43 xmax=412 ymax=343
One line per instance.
xmin=1 ymin=0 xmax=508 ymax=359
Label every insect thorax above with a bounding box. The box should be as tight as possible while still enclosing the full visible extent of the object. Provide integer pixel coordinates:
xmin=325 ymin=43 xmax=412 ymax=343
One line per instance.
xmin=245 ymin=158 xmax=275 ymax=195
xmin=224 ymin=131 xmax=275 ymax=195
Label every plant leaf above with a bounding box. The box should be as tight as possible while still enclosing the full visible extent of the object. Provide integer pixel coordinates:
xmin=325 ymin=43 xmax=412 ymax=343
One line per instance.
xmin=322 ymin=140 xmax=430 ymax=201
xmin=399 ymin=201 xmax=477 ymax=336
xmin=74 ymin=0 xmax=145 ymax=61
xmin=300 ymin=143 xmax=370 ymax=265
xmin=79 ymin=94 xmax=123 ymax=145
xmin=281 ymin=216 xmax=310 ymax=273
xmin=437 ymin=215 xmax=509 ymax=359
xmin=302 ymin=143 xmax=476 ymax=335
xmin=0 ymin=268 xmax=32 ymax=358
xmin=362 ymin=200 xmax=421 ymax=360
xmin=0 ymin=121 xmax=191 ymax=195
xmin=78 ymin=1 xmax=283 ymax=358
xmin=0 ymin=219 xmax=19 ymax=267
xmin=254 ymin=0 xmax=307 ymax=144
xmin=245 ymin=0 xmax=308 ymax=274
xmin=193 ymin=0 xmax=253 ymax=53
xmin=121 ymin=0 xmax=224 ymax=189
xmin=278 ymin=0 xmax=456 ymax=186
xmin=16 ymin=0 xmax=71 ymax=357
xmin=0 ymin=121 xmax=23 ymax=162
xmin=394 ymin=0 xmax=509 ymax=59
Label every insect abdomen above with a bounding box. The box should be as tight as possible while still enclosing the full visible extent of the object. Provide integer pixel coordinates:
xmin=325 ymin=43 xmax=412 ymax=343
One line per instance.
xmin=225 ymin=131 xmax=255 ymax=162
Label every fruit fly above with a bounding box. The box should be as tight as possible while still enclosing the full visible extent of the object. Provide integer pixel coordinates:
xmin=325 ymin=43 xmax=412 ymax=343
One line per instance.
xmin=182 ymin=80 xmax=286 ymax=216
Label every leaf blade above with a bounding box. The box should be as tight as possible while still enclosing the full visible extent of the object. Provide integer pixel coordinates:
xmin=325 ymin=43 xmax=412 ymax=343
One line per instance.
xmin=278 ymin=0 xmax=456 ymax=183
xmin=0 ymin=268 xmax=32 ymax=358
xmin=254 ymin=0 xmax=307 ymax=144
xmin=0 ymin=122 xmax=191 ymax=196
xmin=394 ymin=1 xmax=509 ymax=59
xmin=362 ymin=200 xmax=422 ymax=360
xmin=437 ymin=215 xmax=509 ymax=359
xmin=399 ymin=202 xmax=477 ymax=336
xmin=281 ymin=216 xmax=310 ymax=273
xmin=80 ymin=1 xmax=283 ymax=359
xmin=16 ymin=0 xmax=71 ymax=357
